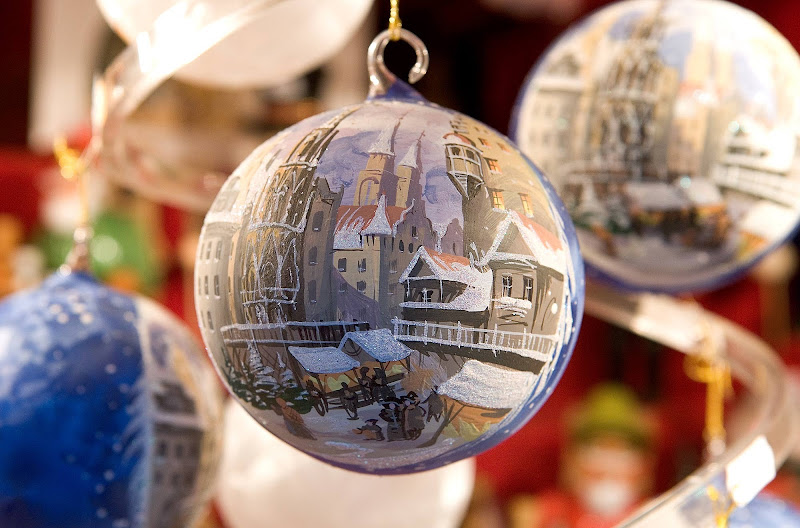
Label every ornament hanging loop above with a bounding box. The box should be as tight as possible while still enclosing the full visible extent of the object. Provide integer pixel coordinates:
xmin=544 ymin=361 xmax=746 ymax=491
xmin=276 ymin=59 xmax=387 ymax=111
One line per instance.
xmin=53 ymin=136 xmax=101 ymax=274
xmin=388 ymin=0 xmax=402 ymax=40
xmin=367 ymin=28 xmax=429 ymax=96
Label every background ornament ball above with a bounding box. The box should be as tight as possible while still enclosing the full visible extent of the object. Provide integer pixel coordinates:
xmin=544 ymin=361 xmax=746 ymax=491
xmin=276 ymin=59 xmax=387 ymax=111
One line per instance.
xmin=196 ymin=81 xmax=584 ymax=474
xmin=728 ymin=494 xmax=800 ymax=527
xmin=0 ymin=271 xmax=221 ymax=528
xmin=512 ymin=0 xmax=800 ymax=293
xmin=216 ymin=400 xmax=475 ymax=528
xmin=96 ymin=0 xmax=373 ymax=88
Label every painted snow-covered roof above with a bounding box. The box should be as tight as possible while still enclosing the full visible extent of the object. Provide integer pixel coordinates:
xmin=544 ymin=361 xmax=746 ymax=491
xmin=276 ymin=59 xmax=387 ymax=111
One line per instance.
xmin=436 ymin=360 xmax=535 ymax=409
xmin=369 ymin=119 xmax=400 ymax=156
xmin=477 ymin=211 xmax=565 ymax=272
xmin=740 ymin=201 xmax=798 ymax=241
xmin=625 ymin=182 xmax=688 ymax=210
xmin=288 ymin=346 xmax=360 ymax=374
xmin=340 ymin=329 xmax=412 ymax=363
xmin=400 ymin=247 xmax=493 ymax=312
xmin=333 ymin=195 xmax=412 ymax=249
xmin=682 ymin=178 xmax=723 ymax=206
xmin=398 ymin=134 xmax=422 ymax=169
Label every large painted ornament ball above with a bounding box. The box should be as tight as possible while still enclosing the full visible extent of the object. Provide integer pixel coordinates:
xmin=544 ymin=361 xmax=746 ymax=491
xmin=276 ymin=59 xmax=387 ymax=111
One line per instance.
xmin=96 ymin=0 xmax=373 ymax=88
xmin=513 ymin=0 xmax=800 ymax=292
xmin=196 ymin=75 xmax=584 ymax=473
xmin=217 ymin=400 xmax=475 ymax=528
xmin=729 ymin=494 xmax=800 ymax=527
xmin=0 ymin=271 xmax=221 ymax=528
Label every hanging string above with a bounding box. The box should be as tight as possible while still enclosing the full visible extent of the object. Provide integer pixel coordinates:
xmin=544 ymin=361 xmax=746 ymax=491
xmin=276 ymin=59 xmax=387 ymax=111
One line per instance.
xmin=389 ymin=0 xmax=402 ymax=41
xmin=53 ymin=137 xmax=93 ymax=272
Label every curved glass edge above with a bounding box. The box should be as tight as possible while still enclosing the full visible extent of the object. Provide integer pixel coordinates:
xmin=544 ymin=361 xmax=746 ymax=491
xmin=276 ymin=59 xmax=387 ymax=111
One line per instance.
xmin=92 ymin=0 xmax=287 ymax=211
xmin=584 ymin=281 xmax=797 ymax=527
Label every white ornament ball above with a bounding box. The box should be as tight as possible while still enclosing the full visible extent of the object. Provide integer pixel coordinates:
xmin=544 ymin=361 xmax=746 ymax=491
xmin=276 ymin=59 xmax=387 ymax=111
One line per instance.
xmin=216 ymin=399 xmax=476 ymax=528
xmin=96 ymin=0 xmax=373 ymax=88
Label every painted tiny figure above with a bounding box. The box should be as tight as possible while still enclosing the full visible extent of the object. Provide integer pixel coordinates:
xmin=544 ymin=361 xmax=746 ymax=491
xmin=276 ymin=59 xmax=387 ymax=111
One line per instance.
xmin=423 ymin=388 xmax=444 ymax=422
xmin=340 ymin=382 xmax=359 ymax=420
xmin=306 ymin=379 xmax=327 ymax=415
xmin=404 ymin=399 xmax=427 ymax=440
xmin=358 ymin=366 xmax=374 ymax=404
xmin=352 ymin=419 xmax=384 ymax=441
xmin=380 ymin=401 xmax=405 ymax=442
xmin=276 ymin=397 xmax=316 ymax=440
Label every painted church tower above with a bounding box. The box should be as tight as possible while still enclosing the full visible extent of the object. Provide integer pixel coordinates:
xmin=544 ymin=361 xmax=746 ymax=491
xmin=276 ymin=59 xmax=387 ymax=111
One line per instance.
xmin=355 ymin=119 xmax=402 ymax=206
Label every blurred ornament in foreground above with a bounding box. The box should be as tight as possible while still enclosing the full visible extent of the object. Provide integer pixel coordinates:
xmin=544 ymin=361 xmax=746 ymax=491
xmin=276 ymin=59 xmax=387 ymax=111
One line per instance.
xmin=0 ymin=271 xmax=221 ymax=528
xmin=513 ymin=0 xmax=800 ymax=292
xmin=729 ymin=493 xmax=800 ymax=527
xmin=96 ymin=0 xmax=373 ymax=88
xmin=196 ymin=28 xmax=583 ymax=473
xmin=217 ymin=399 xmax=475 ymax=528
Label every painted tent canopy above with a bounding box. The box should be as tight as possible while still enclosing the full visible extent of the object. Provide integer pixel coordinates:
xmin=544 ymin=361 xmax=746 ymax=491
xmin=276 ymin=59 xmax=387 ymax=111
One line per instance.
xmin=513 ymin=0 xmax=800 ymax=292
xmin=196 ymin=86 xmax=583 ymax=473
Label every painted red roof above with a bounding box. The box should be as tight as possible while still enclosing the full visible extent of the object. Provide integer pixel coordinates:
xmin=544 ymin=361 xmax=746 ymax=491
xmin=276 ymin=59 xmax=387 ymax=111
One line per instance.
xmin=515 ymin=214 xmax=563 ymax=251
xmin=423 ymin=247 xmax=471 ymax=271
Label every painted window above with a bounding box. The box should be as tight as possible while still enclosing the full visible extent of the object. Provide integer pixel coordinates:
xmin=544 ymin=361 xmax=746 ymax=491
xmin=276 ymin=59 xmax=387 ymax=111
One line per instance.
xmin=215 ymin=241 xmax=222 ymax=261
xmin=498 ymin=142 xmax=510 ymax=152
xmin=479 ymin=137 xmax=490 ymax=146
xmin=486 ymin=158 xmax=501 ymax=173
xmin=409 ymin=243 xmax=414 ymax=253
xmin=523 ymin=276 xmax=534 ymax=302
xmin=308 ymin=246 xmax=318 ymax=266
xmin=389 ymin=283 xmax=397 ymax=295
xmin=214 ymin=275 xmax=220 ymax=297
xmin=420 ymin=288 xmax=433 ymax=303
xmin=207 ymin=311 xmax=213 ymax=330
xmin=390 ymin=260 xmax=398 ymax=274
xmin=358 ymin=258 xmax=367 ymax=272
xmin=491 ymin=190 xmax=505 ymax=210
xmin=520 ymin=193 xmax=534 ymax=217
xmin=312 ymin=211 xmax=323 ymax=232
xmin=502 ymin=275 xmax=513 ymax=297
xmin=309 ymin=280 xmax=317 ymax=303
xmin=205 ymin=241 xmax=212 ymax=260
xmin=399 ymin=240 xmax=405 ymax=252
xmin=357 ymin=281 xmax=367 ymax=292
xmin=338 ymin=258 xmax=347 ymax=272
xmin=204 ymin=276 xmax=209 ymax=296
xmin=339 ymin=282 xmax=347 ymax=293
xmin=411 ymin=226 xmax=418 ymax=238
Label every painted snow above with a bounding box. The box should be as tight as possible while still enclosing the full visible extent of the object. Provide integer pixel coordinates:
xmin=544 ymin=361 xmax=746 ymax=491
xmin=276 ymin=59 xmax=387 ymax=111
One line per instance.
xmin=197 ymin=85 xmax=584 ymax=474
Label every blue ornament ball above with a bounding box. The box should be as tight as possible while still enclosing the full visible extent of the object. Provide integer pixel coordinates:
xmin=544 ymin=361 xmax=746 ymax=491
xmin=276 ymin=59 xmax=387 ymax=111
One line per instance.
xmin=0 ymin=271 xmax=221 ymax=528
xmin=513 ymin=0 xmax=800 ymax=293
xmin=196 ymin=80 xmax=584 ymax=474
xmin=729 ymin=494 xmax=800 ymax=527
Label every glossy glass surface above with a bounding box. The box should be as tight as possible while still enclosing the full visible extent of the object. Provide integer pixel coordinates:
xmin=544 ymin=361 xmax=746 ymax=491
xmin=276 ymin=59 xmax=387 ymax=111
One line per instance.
xmin=513 ymin=0 xmax=800 ymax=293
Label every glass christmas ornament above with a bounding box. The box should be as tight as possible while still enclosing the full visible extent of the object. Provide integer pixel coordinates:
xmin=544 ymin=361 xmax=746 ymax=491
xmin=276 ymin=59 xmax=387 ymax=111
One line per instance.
xmin=196 ymin=29 xmax=584 ymax=474
xmin=96 ymin=0 xmax=373 ymax=88
xmin=729 ymin=494 xmax=800 ymax=527
xmin=216 ymin=400 xmax=475 ymax=528
xmin=512 ymin=0 xmax=800 ymax=293
xmin=0 ymin=270 xmax=221 ymax=528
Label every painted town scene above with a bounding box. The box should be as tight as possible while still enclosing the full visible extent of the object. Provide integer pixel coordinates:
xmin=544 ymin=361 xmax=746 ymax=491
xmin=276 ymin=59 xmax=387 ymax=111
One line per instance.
xmin=196 ymin=98 xmax=581 ymax=472
xmin=515 ymin=0 xmax=800 ymax=290
xmin=0 ymin=272 xmax=220 ymax=528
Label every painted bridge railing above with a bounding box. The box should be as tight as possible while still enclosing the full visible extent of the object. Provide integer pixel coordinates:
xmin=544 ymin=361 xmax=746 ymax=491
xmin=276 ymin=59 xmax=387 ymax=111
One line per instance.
xmin=221 ymin=321 xmax=368 ymax=347
xmin=391 ymin=318 xmax=555 ymax=362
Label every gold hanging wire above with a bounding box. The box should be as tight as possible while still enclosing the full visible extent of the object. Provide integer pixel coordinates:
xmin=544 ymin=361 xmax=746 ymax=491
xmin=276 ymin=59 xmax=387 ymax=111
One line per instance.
xmin=53 ymin=137 xmax=95 ymax=272
xmin=389 ymin=0 xmax=402 ymax=41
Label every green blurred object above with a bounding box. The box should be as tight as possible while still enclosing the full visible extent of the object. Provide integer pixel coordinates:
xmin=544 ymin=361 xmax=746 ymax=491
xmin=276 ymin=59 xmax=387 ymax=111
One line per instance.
xmin=571 ymin=383 xmax=652 ymax=449
xmin=36 ymin=211 xmax=163 ymax=293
